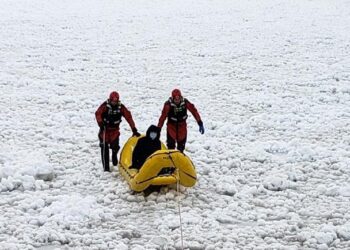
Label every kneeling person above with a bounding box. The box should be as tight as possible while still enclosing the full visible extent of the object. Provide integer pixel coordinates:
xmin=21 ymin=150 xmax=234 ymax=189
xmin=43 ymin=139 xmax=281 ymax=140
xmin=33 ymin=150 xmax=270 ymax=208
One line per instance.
xmin=131 ymin=125 xmax=161 ymax=170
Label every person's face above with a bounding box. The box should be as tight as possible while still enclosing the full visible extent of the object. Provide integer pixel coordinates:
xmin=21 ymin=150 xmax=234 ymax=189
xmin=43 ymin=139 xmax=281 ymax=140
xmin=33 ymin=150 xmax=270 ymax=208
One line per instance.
xmin=110 ymin=98 xmax=118 ymax=106
xmin=173 ymin=95 xmax=181 ymax=105
xmin=149 ymin=132 xmax=157 ymax=140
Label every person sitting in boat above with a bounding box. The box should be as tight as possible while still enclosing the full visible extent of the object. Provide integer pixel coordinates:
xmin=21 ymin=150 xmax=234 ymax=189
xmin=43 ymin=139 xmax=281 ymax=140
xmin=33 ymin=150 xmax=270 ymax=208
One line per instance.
xmin=131 ymin=125 xmax=161 ymax=170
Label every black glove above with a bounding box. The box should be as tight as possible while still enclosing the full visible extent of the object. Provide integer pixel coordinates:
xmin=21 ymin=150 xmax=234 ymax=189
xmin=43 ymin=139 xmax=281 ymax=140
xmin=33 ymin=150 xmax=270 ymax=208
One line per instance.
xmin=198 ymin=121 xmax=204 ymax=134
xmin=132 ymin=127 xmax=140 ymax=137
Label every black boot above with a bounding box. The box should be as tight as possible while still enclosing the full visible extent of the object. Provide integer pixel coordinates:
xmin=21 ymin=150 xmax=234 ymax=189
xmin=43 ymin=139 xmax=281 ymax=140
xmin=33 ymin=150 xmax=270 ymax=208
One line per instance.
xmin=101 ymin=144 xmax=110 ymax=172
xmin=112 ymin=150 xmax=118 ymax=166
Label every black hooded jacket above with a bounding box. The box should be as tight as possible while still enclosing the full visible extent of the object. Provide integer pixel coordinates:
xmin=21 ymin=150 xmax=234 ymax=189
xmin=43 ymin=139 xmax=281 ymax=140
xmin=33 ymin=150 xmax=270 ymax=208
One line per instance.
xmin=131 ymin=125 xmax=161 ymax=170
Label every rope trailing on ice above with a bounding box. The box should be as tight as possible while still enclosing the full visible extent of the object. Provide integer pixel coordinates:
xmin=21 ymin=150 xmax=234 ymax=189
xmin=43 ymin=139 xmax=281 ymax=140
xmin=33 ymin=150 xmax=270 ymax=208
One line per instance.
xmin=168 ymin=152 xmax=184 ymax=250
xmin=176 ymin=169 xmax=184 ymax=250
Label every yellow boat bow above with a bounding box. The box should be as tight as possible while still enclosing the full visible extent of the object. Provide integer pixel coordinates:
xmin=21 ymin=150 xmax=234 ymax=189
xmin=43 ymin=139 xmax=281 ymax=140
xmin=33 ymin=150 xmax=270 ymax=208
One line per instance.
xmin=118 ymin=136 xmax=197 ymax=192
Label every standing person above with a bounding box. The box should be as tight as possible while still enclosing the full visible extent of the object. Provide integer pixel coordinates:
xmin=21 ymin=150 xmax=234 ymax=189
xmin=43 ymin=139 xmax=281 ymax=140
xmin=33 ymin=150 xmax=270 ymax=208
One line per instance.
xmin=157 ymin=89 xmax=204 ymax=152
xmin=95 ymin=91 xmax=140 ymax=172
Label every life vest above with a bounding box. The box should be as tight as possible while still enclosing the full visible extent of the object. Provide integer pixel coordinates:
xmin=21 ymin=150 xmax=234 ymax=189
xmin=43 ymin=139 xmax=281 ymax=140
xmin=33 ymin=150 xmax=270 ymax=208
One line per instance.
xmin=167 ymin=97 xmax=188 ymax=123
xmin=103 ymin=101 xmax=122 ymax=127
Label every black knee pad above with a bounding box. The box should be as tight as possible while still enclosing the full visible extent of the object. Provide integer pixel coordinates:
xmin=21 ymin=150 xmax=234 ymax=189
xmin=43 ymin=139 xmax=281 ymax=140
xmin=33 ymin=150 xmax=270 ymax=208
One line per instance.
xmin=167 ymin=141 xmax=175 ymax=149
xmin=177 ymin=140 xmax=186 ymax=152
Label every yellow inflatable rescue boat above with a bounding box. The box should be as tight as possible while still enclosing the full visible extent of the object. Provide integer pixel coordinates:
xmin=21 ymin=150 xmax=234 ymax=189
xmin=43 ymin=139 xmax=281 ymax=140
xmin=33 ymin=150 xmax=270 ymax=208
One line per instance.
xmin=118 ymin=136 xmax=197 ymax=192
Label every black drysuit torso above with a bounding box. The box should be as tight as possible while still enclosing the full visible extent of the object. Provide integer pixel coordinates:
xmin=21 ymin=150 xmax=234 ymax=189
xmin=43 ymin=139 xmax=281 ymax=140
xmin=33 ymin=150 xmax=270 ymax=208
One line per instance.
xmin=132 ymin=125 xmax=161 ymax=170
